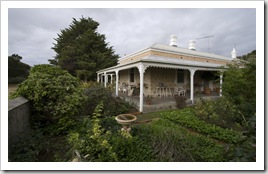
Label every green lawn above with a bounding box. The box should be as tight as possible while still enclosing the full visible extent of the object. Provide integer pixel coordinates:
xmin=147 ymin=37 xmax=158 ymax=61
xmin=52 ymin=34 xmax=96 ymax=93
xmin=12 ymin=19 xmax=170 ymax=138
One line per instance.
xmin=135 ymin=109 xmax=177 ymax=122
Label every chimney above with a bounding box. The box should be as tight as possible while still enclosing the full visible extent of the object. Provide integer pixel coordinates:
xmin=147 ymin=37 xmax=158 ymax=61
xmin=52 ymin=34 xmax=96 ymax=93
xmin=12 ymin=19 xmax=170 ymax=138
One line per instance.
xmin=170 ymin=35 xmax=177 ymax=47
xmin=188 ymin=40 xmax=196 ymax=50
xmin=231 ymin=48 xmax=237 ymax=59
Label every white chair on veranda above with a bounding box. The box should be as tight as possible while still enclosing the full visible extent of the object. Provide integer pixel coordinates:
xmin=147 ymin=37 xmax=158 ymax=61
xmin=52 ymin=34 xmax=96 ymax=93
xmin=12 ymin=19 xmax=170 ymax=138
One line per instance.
xmin=175 ymin=86 xmax=187 ymax=96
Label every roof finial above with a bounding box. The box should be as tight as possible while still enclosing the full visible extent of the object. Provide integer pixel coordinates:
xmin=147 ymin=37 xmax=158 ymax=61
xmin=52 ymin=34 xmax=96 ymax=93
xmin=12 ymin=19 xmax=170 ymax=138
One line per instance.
xmin=231 ymin=47 xmax=237 ymax=59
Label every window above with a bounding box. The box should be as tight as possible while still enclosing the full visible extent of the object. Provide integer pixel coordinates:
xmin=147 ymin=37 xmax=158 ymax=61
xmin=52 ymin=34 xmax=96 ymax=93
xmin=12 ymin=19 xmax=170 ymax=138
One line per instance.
xmin=130 ymin=68 xmax=135 ymax=83
xmin=177 ymin=70 xmax=184 ymax=83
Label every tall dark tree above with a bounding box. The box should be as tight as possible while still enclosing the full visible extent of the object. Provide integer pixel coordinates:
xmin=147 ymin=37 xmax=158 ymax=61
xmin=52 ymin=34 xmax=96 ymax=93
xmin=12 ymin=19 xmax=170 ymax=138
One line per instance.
xmin=8 ymin=54 xmax=31 ymax=83
xmin=223 ymin=50 xmax=256 ymax=121
xmin=237 ymin=50 xmax=256 ymax=61
xmin=49 ymin=17 xmax=119 ymax=81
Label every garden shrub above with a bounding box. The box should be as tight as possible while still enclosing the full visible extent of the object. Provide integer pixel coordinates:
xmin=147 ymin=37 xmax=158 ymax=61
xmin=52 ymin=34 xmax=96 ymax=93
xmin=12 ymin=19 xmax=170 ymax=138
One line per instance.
xmin=82 ymin=81 xmax=137 ymax=118
xmin=100 ymin=116 xmax=121 ymax=134
xmin=194 ymin=97 xmax=241 ymax=129
xmin=68 ymin=103 xmax=118 ymax=162
xmin=9 ymin=130 xmax=44 ymax=162
xmin=108 ymin=130 xmax=155 ymax=162
xmin=68 ymin=102 xmax=154 ymax=162
xmin=221 ymin=55 xmax=256 ymax=161
xmin=222 ymin=59 xmax=256 ymax=122
xmin=225 ymin=114 xmax=256 ymax=162
xmin=10 ymin=64 xmax=85 ymax=134
xmin=174 ymin=94 xmax=187 ymax=109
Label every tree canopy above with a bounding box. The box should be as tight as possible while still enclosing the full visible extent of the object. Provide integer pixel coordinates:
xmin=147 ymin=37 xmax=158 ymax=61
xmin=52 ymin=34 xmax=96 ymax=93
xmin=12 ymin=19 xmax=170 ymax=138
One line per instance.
xmin=8 ymin=54 xmax=31 ymax=84
xmin=237 ymin=50 xmax=256 ymax=62
xmin=223 ymin=50 xmax=256 ymax=121
xmin=49 ymin=17 xmax=119 ymax=81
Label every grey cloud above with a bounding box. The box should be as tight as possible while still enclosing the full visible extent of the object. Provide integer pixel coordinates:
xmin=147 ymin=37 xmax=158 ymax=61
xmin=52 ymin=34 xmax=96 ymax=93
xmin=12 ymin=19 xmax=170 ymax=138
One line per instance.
xmin=8 ymin=8 xmax=256 ymax=66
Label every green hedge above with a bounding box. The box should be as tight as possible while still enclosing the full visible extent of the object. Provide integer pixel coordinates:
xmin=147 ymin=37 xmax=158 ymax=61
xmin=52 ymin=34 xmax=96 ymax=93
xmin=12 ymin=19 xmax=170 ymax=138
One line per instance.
xmin=10 ymin=64 xmax=85 ymax=135
xmin=161 ymin=108 xmax=242 ymax=144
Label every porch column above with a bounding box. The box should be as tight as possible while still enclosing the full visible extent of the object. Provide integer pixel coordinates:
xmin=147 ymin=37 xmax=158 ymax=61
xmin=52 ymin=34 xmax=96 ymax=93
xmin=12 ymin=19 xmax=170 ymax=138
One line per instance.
xmin=190 ymin=69 xmax=196 ymax=104
xmin=115 ymin=70 xmax=119 ymax=97
xmin=220 ymin=73 xmax=223 ymax=97
xmin=104 ymin=72 xmax=107 ymax=88
xmin=111 ymin=74 xmax=113 ymax=84
xmin=97 ymin=73 xmax=100 ymax=83
xmin=138 ymin=64 xmax=145 ymax=113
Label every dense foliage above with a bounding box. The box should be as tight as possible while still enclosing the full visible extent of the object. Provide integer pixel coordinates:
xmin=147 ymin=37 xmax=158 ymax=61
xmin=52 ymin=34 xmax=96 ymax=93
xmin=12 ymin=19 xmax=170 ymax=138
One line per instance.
xmin=194 ymin=97 xmax=241 ymax=129
xmin=10 ymin=64 xmax=85 ymax=134
xmin=174 ymin=95 xmax=187 ymax=109
xmin=223 ymin=55 xmax=256 ymax=122
xmin=68 ymin=103 xmax=118 ymax=162
xmin=68 ymin=105 xmax=227 ymax=162
xmin=135 ymin=118 xmax=227 ymax=162
xmin=81 ymin=81 xmax=136 ymax=118
xmin=195 ymin=98 xmax=256 ymax=162
xmin=192 ymin=50 xmax=256 ymax=161
xmin=9 ymin=130 xmax=44 ymax=162
xmin=50 ymin=17 xmax=118 ymax=81
xmin=68 ymin=103 xmax=154 ymax=162
xmin=237 ymin=50 xmax=256 ymax=62
xmin=8 ymin=54 xmax=31 ymax=84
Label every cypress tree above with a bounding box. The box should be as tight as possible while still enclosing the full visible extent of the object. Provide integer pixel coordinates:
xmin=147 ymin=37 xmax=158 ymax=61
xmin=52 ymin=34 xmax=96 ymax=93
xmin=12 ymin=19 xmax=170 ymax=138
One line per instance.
xmin=50 ymin=17 xmax=118 ymax=81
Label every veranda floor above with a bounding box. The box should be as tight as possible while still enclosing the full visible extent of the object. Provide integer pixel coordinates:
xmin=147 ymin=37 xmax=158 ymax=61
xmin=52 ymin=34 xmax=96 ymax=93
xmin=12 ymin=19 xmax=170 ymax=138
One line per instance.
xmin=117 ymin=91 xmax=220 ymax=113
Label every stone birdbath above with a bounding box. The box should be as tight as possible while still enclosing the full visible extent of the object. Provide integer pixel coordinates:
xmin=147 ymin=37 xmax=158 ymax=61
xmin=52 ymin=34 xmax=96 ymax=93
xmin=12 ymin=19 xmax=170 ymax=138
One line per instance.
xmin=115 ymin=114 xmax=137 ymax=132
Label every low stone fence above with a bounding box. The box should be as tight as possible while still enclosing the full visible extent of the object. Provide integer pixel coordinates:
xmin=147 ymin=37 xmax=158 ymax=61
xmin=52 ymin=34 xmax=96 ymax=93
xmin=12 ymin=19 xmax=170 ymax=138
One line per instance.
xmin=8 ymin=97 xmax=30 ymax=145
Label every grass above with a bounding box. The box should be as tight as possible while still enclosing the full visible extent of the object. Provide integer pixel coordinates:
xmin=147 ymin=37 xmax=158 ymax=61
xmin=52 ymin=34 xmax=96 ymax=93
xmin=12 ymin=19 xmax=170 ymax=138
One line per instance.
xmin=135 ymin=109 xmax=177 ymax=122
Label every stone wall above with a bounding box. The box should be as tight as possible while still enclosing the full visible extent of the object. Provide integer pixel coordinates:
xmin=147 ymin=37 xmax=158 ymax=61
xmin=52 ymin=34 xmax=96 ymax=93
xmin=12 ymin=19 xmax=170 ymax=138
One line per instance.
xmin=119 ymin=69 xmax=129 ymax=85
xmin=119 ymin=68 xmax=151 ymax=96
xmin=8 ymin=97 xmax=30 ymax=145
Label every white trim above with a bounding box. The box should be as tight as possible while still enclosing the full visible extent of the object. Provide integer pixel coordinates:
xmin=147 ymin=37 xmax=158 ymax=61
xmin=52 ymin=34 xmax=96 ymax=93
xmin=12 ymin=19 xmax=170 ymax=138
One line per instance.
xmin=220 ymin=73 xmax=223 ymax=97
xmin=190 ymin=69 xmax=196 ymax=103
xmin=115 ymin=70 xmax=119 ymax=97
xmin=138 ymin=64 xmax=145 ymax=113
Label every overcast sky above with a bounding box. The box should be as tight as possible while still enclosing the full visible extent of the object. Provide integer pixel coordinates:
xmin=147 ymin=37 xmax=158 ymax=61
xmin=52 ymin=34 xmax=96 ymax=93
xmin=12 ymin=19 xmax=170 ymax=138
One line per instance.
xmin=8 ymin=8 xmax=256 ymax=66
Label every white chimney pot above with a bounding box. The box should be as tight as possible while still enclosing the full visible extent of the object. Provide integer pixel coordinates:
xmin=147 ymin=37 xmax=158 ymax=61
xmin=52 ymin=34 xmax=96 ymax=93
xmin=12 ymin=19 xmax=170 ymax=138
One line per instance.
xmin=189 ymin=40 xmax=196 ymax=50
xmin=170 ymin=35 xmax=177 ymax=47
